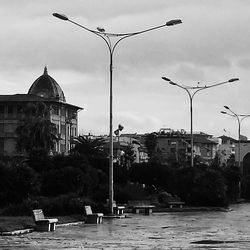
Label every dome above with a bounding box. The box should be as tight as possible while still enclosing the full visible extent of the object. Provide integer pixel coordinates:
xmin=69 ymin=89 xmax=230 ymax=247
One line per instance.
xmin=28 ymin=67 xmax=66 ymax=102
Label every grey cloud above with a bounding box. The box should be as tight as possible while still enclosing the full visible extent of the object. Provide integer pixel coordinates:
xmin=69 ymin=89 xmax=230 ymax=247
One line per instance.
xmin=238 ymin=59 xmax=250 ymax=70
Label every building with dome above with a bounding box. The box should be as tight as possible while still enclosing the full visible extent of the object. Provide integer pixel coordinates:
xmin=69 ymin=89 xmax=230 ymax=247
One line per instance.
xmin=0 ymin=67 xmax=83 ymax=156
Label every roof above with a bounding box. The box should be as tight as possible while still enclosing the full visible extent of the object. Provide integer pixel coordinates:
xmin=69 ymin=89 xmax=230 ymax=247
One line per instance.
xmin=0 ymin=94 xmax=45 ymax=102
xmin=28 ymin=67 xmax=66 ymax=102
xmin=0 ymin=94 xmax=83 ymax=110
xmin=218 ymin=135 xmax=238 ymax=142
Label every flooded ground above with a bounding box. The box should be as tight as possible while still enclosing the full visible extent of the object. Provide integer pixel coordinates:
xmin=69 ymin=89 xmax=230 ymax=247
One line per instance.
xmin=1 ymin=203 xmax=250 ymax=249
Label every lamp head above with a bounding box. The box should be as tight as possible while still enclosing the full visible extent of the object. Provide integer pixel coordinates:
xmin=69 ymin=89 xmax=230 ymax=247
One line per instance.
xmin=166 ymin=19 xmax=182 ymax=26
xmin=161 ymin=77 xmax=171 ymax=81
xmin=224 ymin=106 xmax=230 ymax=110
xmin=221 ymin=111 xmax=227 ymax=114
xmin=118 ymin=124 xmax=124 ymax=131
xmin=228 ymin=78 xmax=239 ymax=82
xmin=52 ymin=13 xmax=69 ymax=21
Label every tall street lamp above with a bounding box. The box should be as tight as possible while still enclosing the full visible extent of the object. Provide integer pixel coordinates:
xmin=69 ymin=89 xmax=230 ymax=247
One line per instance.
xmin=221 ymin=106 xmax=250 ymax=168
xmin=53 ymin=13 xmax=182 ymax=214
xmin=162 ymin=77 xmax=239 ymax=167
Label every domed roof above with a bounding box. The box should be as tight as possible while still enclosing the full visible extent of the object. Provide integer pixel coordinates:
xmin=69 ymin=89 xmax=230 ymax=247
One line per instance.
xmin=28 ymin=67 xmax=66 ymax=102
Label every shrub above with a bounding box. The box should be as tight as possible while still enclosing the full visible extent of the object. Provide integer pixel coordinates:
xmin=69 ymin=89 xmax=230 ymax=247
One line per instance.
xmin=1 ymin=194 xmax=97 ymax=216
xmin=114 ymin=183 xmax=148 ymax=203
xmin=0 ymin=163 xmax=36 ymax=207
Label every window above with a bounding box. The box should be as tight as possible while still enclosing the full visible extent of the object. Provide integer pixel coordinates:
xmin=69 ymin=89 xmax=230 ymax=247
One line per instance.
xmin=0 ymin=105 xmax=4 ymax=118
xmin=0 ymin=139 xmax=4 ymax=154
xmin=7 ymin=105 xmax=13 ymax=114
xmin=60 ymin=142 xmax=66 ymax=153
xmin=61 ymin=107 xmax=66 ymax=116
xmin=0 ymin=124 xmax=4 ymax=133
xmin=7 ymin=105 xmax=14 ymax=118
xmin=17 ymin=105 xmax=23 ymax=113
xmin=0 ymin=105 xmax=4 ymax=114
xmin=52 ymin=106 xmax=59 ymax=115
xmin=61 ymin=124 xmax=66 ymax=136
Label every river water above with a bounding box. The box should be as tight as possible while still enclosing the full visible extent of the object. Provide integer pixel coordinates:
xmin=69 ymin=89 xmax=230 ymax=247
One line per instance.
xmin=1 ymin=203 xmax=250 ymax=249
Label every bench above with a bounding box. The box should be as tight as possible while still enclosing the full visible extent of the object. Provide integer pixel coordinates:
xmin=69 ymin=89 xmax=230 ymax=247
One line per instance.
xmin=106 ymin=199 xmax=125 ymax=216
xmin=159 ymin=192 xmax=185 ymax=208
xmin=84 ymin=205 xmax=104 ymax=224
xmin=128 ymin=200 xmax=155 ymax=215
xmin=32 ymin=209 xmax=58 ymax=232
xmin=168 ymin=201 xmax=185 ymax=208
xmin=132 ymin=205 xmax=155 ymax=215
xmin=113 ymin=205 xmax=125 ymax=215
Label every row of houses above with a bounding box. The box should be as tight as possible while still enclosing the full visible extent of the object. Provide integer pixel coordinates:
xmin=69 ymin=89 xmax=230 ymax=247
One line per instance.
xmin=111 ymin=129 xmax=237 ymax=166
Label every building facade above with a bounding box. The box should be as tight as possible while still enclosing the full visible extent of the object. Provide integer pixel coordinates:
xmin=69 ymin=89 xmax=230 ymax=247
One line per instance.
xmin=152 ymin=128 xmax=219 ymax=165
xmin=0 ymin=67 xmax=83 ymax=156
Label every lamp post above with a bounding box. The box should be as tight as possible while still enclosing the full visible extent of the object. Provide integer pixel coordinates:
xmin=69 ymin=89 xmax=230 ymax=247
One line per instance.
xmin=221 ymin=106 xmax=250 ymax=168
xmin=53 ymin=13 xmax=182 ymax=214
xmin=114 ymin=124 xmax=124 ymax=165
xmin=162 ymin=77 xmax=239 ymax=167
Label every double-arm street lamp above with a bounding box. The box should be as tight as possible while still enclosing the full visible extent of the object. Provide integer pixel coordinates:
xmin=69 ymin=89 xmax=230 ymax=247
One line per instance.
xmin=162 ymin=77 xmax=239 ymax=167
xmin=221 ymin=106 xmax=250 ymax=168
xmin=53 ymin=13 xmax=182 ymax=214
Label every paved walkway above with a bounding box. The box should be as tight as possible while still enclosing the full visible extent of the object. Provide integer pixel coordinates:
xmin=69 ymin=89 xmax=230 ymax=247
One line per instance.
xmin=1 ymin=203 xmax=250 ymax=249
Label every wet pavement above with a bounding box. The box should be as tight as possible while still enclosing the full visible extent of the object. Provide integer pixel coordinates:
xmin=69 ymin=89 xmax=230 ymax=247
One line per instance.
xmin=1 ymin=203 xmax=250 ymax=249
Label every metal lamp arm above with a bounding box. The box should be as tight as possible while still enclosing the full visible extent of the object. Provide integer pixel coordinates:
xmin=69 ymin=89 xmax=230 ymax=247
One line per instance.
xmin=68 ymin=19 xmax=112 ymax=53
xmin=98 ymin=23 xmax=167 ymax=37
xmin=201 ymin=80 xmax=230 ymax=90
xmin=240 ymin=115 xmax=250 ymax=123
xmin=111 ymin=23 xmax=170 ymax=54
xmin=69 ymin=19 xmax=169 ymax=56
xmin=191 ymin=80 xmax=231 ymax=98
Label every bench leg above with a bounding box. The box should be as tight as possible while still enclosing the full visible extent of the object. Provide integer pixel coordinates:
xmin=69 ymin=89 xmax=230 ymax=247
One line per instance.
xmin=132 ymin=208 xmax=140 ymax=214
xmin=49 ymin=223 xmax=56 ymax=231
xmin=98 ymin=216 xmax=103 ymax=224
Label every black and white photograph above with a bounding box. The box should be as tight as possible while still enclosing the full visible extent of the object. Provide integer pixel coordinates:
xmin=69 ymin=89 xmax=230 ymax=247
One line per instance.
xmin=0 ymin=0 xmax=250 ymax=249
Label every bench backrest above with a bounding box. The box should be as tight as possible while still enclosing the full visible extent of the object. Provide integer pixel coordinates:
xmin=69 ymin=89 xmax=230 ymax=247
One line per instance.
xmin=84 ymin=205 xmax=93 ymax=215
xmin=33 ymin=209 xmax=45 ymax=221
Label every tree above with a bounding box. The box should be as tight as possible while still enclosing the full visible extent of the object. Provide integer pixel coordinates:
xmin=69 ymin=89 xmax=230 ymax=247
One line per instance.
xmin=70 ymin=135 xmax=107 ymax=162
xmin=144 ymin=133 xmax=158 ymax=162
xmin=120 ymin=144 xmax=136 ymax=169
xmin=16 ymin=102 xmax=57 ymax=155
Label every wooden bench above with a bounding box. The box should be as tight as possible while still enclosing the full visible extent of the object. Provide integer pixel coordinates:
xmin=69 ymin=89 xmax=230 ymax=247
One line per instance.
xmin=84 ymin=205 xmax=104 ymax=224
xmin=113 ymin=205 xmax=125 ymax=215
xmin=168 ymin=201 xmax=185 ymax=208
xmin=32 ymin=209 xmax=58 ymax=232
xmin=159 ymin=193 xmax=185 ymax=208
xmin=128 ymin=200 xmax=155 ymax=215
xmin=106 ymin=199 xmax=125 ymax=216
xmin=132 ymin=205 xmax=155 ymax=215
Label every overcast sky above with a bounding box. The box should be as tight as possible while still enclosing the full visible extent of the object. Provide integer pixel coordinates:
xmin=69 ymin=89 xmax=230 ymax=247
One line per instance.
xmin=1 ymin=0 xmax=250 ymax=139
